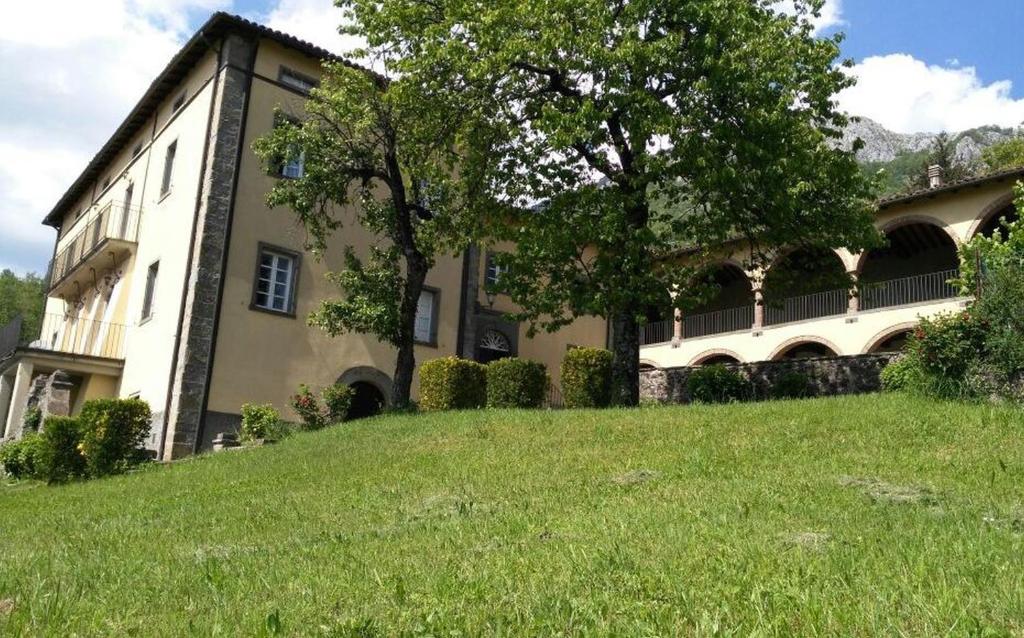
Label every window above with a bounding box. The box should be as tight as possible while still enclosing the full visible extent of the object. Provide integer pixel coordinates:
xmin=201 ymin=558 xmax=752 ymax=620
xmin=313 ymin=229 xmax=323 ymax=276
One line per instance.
xmin=272 ymin=114 xmax=305 ymax=179
xmin=278 ymin=67 xmax=318 ymax=94
xmin=414 ymin=289 xmax=438 ymax=345
xmin=141 ymin=261 xmax=159 ymax=321
xmin=160 ymin=140 xmax=177 ymax=197
xmin=485 ymin=253 xmax=507 ymax=288
xmin=252 ymin=245 xmax=299 ymax=314
xmin=171 ymin=91 xmax=187 ymax=113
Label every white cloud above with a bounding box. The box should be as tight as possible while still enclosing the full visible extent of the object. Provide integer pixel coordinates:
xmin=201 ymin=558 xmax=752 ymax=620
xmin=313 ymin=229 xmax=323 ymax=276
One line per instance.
xmin=260 ymin=0 xmax=361 ymax=56
xmin=0 ymin=0 xmax=228 ymax=274
xmin=775 ymin=0 xmax=844 ymax=35
xmin=838 ymin=54 xmax=1024 ymax=134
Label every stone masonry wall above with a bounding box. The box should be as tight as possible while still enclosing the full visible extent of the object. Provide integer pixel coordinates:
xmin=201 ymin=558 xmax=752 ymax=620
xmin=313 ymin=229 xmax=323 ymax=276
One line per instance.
xmin=640 ymin=353 xmax=898 ymax=404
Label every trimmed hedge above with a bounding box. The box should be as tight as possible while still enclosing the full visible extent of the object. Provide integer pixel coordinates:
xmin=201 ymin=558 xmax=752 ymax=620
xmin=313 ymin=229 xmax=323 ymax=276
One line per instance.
xmin=771 ymin=371 xmax=813 ymax=399
xmin=78 ymin=398 xmax=152 ymax=478
xmin=0 ymin=433 xmax=45 ymax=480
xmin=487 ymin=358 xmax=548 ymax=408
xmin=561 ymin=348 xmax=613 ymax=408
xmin=687 ymin=365 xmax=749 ymax=404
xmin=40 ymin=416 xmax=86 ymax=483
xmin=419 ymin=357 xmax=487 ymax=411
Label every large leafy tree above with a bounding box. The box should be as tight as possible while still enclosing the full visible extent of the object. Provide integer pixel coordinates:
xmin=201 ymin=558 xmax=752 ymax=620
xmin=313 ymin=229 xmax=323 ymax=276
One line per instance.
xmin=343 ymin=0 xmax=878 ymax=405
xmin=254 ymin=63 xmax=484 ymax=409
xmin=0 ymin=269 xmax=46 ymax=346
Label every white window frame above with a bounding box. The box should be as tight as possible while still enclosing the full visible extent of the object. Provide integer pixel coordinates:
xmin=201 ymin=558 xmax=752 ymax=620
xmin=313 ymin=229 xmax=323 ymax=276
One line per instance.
xmin=278 ymin=67 xmax=318 ymax=94
xmin=252 ymin=244 xmax=300 ymax=315
xmin=485 ymin=252 xmax=507 ymax=288
xmin=414 ymin=288 xmax=439 ymax=346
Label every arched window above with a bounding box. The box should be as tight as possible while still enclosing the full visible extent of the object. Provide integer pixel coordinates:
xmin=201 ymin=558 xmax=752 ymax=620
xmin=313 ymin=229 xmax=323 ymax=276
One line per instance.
xmin=478 ymin=329 xmax=511 ymax=364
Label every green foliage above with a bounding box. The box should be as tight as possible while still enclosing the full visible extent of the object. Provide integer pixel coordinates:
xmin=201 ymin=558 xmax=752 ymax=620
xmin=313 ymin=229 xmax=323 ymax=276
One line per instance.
xmin=561 ymin=348 xmax=613 ymax=409
xmin=22 ymin=406 xmax=42 ymax=433
xmin=957 ymin=183 xmax=1024 ymax=293
xmin=291 ymin=385 xmax=327 ymax=430
xmin=0 ymin=433 xmax=45 ymax=480
xmin=344 ymin=0 xmax=879 ymax=406
xmin=240 ymin=404 xmax=285 ymax=443
xmin=982 ymin=137 xmax=1024 ymax=172
xmin=902 ymin=312 xmax=985 ymax=400
xmin=322 ymin=384 xmax=355 ymax=423
xmin=77 ymin=399 xmax=153 ymax=478
xmin=0 ymin=269 xmax=46 ymax=345
xmin=687 ymin=365 xmax=750 ymax=404
xmin=771 ymin=371 xmax=813 ymax=400
xmin=906 ymin=133 xmax=977 ymax=192
xmin=880 ymin=355 xmax=924 ymax=393
xmin=39 ymin=416 xmax=86 ymax=483
xmin=486 ymin=358 xmax=548 ymax=409
xmin=419 ymin=357 xmax=488 ymax=411
xmin=860 ymin=149 xmax=930 ymax=197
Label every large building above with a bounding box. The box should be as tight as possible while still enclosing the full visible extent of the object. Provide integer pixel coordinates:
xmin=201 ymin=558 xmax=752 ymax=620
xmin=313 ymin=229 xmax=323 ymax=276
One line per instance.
xmin=0 ymin=13 xmax=607 ymax=459
xmin=639 ymin=167 xmax=1021 ymax=368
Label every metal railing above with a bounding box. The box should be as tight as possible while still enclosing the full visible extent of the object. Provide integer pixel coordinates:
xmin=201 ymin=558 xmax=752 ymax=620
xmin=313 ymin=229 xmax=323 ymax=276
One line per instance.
xmin=546 ymin=383 xmax=564 ymax=409
xmin=640 ymin=319 xmax=674 ymax=346
xmin=684 ymin=305 xmax=755 ymax=338
xmin=764 ymin=288 xmax=849 ymax=326
xmin=9 ymin=313 xmax=127 ymax=360
xmin=48 ymin=202 xmax=141 ymax=290
xmin=859 ymin=269 xmax=960 ymax=311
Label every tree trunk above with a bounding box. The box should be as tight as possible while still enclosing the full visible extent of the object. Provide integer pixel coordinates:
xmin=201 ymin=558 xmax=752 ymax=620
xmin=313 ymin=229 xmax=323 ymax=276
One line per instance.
xmin=609 ymin=309 xmax=641 ymax=406
xmin=392 ymin=260 xmax=428 ymax=410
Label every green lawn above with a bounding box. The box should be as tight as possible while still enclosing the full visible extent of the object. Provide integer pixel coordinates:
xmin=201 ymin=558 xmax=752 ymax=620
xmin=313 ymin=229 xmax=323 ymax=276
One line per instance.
xmin=1 ymin=394 xmax=1023 ymax=636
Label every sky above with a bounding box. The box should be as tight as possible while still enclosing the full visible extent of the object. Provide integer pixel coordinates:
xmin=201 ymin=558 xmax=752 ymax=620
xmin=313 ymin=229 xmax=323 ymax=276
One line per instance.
xmin=1 ymin=0 xmax=1022 ymax=275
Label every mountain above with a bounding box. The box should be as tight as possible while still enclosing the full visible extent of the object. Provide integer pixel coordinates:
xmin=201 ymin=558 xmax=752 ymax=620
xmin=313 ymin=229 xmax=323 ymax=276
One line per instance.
xmin=842 ymin=117 xmax=1022 ymax=165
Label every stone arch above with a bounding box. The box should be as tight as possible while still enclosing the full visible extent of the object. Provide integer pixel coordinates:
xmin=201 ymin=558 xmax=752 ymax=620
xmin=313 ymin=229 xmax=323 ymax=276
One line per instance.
xmin=769 ymin=336 xmax=841 ymax=361
xmin=639 ymin=358 xmax=661 ymax=370
xmin=862 ymin=322 xmax=919 ymax=354
xmin=967 ymin=192 xmax=1018 ymax=239
xmin=856 ymin=215 xmax=961 ymax=273
xmin=336 ymin=366 xmax=393 ymax=408
xmin=688 ymin=349 xmax=744 ymax=366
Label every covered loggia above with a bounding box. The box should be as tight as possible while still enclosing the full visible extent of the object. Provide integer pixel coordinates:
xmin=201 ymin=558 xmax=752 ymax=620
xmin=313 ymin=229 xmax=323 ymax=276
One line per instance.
xmin=858 ymin=221 xmax=960 ymax=310
xmin=762 ymin=248 xmax=849 ymax=325
xmin=974 ymin=202 xmax=1019 ymax=239
xmin=683 ymin=263 xmax=756 ymax=338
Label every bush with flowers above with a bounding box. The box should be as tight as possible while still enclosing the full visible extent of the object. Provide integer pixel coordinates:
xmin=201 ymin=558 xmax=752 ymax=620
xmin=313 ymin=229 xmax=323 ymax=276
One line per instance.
xmin=290 ymin=383 xmax=354 ymax=430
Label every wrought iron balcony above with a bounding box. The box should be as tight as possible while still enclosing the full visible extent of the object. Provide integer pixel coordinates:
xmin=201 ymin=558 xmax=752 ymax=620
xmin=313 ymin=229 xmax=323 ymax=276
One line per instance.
xmin=48 ymin=202 xmax=141 ymax=298
xmin=0 ymin=313 xmax=127 ymax=361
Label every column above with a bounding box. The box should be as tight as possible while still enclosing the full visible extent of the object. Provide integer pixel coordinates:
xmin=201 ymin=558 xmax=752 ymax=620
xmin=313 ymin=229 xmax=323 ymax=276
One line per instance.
xmin=0 ymin=374 xmax=14 ymax=439
xmin=847 ymin=270 xmax=860 ymax=314
xmin=753 ymin=289 xmax=765 ymax=329
xmin=4 ymin=360 xmax=34 ymax=440
xmin=672 ymin=308 xmax=684 ymax=348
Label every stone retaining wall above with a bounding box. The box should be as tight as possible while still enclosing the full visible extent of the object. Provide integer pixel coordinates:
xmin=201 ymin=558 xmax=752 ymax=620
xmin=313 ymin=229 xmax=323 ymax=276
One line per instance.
xmin=640 ymin=353 xmax=898 ymax=404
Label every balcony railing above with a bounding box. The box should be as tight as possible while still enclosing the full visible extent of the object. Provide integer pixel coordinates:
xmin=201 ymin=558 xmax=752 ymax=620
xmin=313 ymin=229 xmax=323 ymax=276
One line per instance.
xmin=640 ymin=269 xmax=962 ymax=346
xmin=685 ymin=305 xmax=755 ymax=338
xmin=764 ymin=288 xmax=849 ymax=326
xmin=859 ymin=269 xmax=960 ymax=311
xmin=48 ymin=202 xmax=141 ymax=291
xmin=0 ymin=313 xmax=127 ymax=360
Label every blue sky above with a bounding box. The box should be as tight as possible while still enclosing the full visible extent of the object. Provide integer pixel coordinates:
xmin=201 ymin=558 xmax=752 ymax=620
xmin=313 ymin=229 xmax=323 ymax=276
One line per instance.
xmin=1 ymin=0 xmax=1023 ymax=275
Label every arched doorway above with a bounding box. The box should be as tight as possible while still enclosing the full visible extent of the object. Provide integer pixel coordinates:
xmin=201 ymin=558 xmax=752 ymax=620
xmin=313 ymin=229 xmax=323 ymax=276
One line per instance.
xmin=773 ymin=340 xmax=839 ymax=360
xmin=348 ymin=381 xmax=386 ymax=420
xmin=763 ymin=248 xmax=849 ymax=325
xmin=477 ymin=329 xmax=512 ymax=364
xmin=686 ymin=263 xmax=755 ymax=337
xmin=858 ymin=221 xmax=959 ymax=310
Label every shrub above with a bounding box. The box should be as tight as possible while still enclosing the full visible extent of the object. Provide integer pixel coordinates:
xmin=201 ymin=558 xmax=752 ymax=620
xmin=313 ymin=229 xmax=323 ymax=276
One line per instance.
xmin=972 ymin=261 xmax=1024 ymax=386
xmin=38 ymin=416 xmax=86 ymax=483
xmin=0 ymin=433 xmax=46 ymax=480
xmin=419 ymin=357 xmax=487 ymax=411
xmin=291 ymin=385 xmax=326 ymax=430
xmin=240 ymin=403 xmax=285 ymax=442
xmin=905 ymin=311 xmax=985 ymax=399
xmin=322 ymin=384 xmax=355 ymax=423
xmin=880 ymin=355 xmax=924 ymax=393
xmin=77 ymin=398 xmax=152 ymax=478
xmin=772 ymin=371 xmax=813 ymax=399
xmin=687 ymin=364 xmax=749 ymax=404
xmin=561 ymin=348 xmax=613 ymax=409
xmin=22 ymin=406 xmax=42 ymax=433
xmin=487 ymin=358 xmax=548 ymax=408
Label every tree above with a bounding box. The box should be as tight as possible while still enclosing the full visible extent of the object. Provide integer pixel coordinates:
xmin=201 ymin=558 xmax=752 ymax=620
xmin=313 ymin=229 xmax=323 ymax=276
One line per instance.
xmin=0 ymin=269 xmax=46 ymax=345
xmin=982 ymin=137 xmax=1024 ymax=173
xmin=253 ymin=63 xmax=483 ymax=409
xmin=907 ymin=132 xmax=975 ymax=191
xmin=343 ymin=0 xmax=879 ymax=405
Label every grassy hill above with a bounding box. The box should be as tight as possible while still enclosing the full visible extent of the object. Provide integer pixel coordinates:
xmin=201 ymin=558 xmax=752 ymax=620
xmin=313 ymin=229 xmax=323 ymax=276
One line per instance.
xmin=2 ymin=394 xmax=1023 ymax=636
